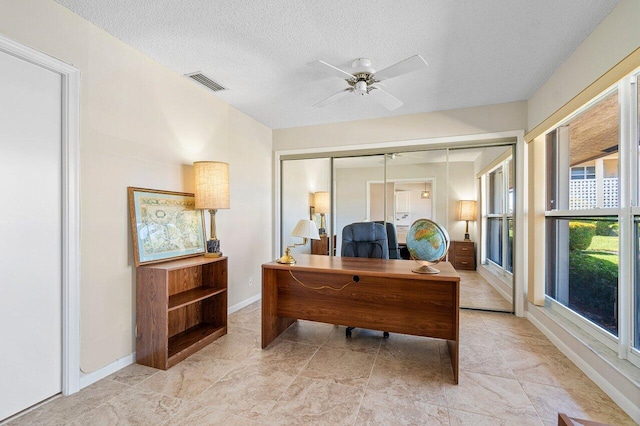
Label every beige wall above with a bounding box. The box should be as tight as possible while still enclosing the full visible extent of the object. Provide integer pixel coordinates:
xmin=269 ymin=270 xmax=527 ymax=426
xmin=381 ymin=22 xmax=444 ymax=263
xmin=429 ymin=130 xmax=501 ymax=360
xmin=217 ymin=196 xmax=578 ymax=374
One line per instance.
xmin=273 ymin=101 xmax=527 ymax=151
xmin=281 ymin=158 xmax=331 ymax=255
xmin=527 ymin=0 xmax=640 ymax=130
xmin=0 ymin=0 xmax=272 ymax=373
xmin=526 ymin=0 xmax=639 ymax=305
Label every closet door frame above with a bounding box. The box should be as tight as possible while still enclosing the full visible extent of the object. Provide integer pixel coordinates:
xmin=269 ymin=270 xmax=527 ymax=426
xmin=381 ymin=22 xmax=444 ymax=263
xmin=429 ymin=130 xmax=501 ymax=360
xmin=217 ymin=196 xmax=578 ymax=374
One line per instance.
xmin=0 ymin=34 xmax=81 ymax=395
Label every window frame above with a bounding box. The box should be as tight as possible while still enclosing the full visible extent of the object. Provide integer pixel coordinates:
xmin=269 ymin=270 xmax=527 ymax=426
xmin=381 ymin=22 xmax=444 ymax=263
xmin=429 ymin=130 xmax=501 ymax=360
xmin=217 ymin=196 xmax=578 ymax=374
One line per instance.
xmin=544 ymin=70 xmax=640 ymax=365
xmin=481 ymin=156 xmax=514 ymax=276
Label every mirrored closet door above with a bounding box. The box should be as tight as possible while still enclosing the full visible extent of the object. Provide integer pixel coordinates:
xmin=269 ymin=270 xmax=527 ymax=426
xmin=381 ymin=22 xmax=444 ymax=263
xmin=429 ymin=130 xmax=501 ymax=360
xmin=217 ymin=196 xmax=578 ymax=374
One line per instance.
xmin=279 ymin=143 xmax=516 ymax=313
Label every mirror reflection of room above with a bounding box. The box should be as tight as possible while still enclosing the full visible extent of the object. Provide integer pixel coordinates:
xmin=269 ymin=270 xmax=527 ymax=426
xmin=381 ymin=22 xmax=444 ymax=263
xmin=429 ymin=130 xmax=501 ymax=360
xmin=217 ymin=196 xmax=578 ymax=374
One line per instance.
xmin=280 ymin=143 xmax=516 ymax=313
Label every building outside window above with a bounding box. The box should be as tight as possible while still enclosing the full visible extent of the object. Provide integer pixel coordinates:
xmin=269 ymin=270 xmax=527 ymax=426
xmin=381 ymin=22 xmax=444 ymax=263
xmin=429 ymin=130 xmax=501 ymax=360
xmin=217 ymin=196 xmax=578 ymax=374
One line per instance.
xmin=570 ymin=165 xmax=596 ymax=180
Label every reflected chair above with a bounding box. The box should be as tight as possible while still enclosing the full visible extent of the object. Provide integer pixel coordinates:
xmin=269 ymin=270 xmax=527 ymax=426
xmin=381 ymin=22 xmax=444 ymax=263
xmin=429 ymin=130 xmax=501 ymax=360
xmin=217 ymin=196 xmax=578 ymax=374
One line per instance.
xmin=375 ymin=221 xmax=400 ymax=259
xmin=341 ymin=222 xmax=390 ymax=338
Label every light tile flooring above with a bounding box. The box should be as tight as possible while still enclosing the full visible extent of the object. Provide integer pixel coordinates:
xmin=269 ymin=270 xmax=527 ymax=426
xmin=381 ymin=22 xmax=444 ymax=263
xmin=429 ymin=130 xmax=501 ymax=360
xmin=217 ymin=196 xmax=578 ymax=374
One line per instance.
xmin=6 ymin=302 xmax=635 ymax=425
xmin=459 ymin=270 xmax=512 ymax=312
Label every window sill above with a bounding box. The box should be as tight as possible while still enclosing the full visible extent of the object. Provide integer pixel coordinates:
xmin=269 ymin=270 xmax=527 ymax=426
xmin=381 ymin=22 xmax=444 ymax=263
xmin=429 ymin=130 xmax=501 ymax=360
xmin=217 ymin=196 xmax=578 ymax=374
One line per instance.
xmin=477 ymin=264 xmax=513 ymax=304
xmin=527 ymin=302 xmax=640 ymax=421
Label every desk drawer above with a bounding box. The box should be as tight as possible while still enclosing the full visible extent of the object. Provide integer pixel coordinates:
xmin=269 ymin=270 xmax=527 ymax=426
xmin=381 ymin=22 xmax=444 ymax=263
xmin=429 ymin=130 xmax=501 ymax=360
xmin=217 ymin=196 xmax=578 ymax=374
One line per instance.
xmin=454 ymin=255 xmax=475 ymax=270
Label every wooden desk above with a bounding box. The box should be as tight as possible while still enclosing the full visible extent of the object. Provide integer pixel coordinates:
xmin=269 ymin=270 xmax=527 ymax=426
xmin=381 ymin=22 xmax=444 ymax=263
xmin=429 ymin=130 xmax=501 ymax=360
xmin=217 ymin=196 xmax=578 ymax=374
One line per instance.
xmin=262 ymin=254 xmax=460 ymax=383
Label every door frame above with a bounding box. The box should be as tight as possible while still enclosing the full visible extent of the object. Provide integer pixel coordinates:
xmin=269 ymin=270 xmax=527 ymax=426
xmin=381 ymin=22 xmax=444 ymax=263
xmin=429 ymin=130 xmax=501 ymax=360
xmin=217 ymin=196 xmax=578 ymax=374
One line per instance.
xmin=365 ymin=178 xmax=437 ymax=223
xmin=0 ymin=34 xmax=81 ymax=395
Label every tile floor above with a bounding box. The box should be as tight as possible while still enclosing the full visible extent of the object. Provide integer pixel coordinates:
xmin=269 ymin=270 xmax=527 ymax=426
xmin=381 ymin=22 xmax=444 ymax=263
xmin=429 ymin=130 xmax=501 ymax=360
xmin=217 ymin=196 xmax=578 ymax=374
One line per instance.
xmin=5 ymin=302 xmax=635 ymax=425
xmin=459 ymin=270 xmax=512 ymax=312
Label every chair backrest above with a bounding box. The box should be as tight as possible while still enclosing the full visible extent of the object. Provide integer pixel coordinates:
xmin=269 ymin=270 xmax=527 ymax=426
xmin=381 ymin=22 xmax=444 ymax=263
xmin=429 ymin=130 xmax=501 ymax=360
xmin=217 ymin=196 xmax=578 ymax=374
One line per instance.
xmin=374 ymin=221 xmax=400 ymax=259
xmin=341 ymin=222 xmax=389 ymax=259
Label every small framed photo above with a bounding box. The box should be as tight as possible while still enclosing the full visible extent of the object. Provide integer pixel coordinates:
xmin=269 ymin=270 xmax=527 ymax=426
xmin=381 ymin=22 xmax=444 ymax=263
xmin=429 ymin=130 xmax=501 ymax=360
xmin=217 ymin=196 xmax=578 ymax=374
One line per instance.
xmin=128 ymin=187 xmax=206 ymax=266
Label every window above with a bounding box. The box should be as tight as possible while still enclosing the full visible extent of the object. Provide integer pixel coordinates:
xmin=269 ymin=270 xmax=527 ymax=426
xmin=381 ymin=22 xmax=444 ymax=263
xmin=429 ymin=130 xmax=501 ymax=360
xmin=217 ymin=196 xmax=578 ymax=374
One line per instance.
xmin=482 ymin=153 xmax=514 ymax=274
xmin=570 ymin=166 xmax=596 ymax=180
xmin=635 ymin=218 xmax=640 ymax=352
xmin=546 ymin=69 xmax=640 ymax=365
xmin=546 ymin=217 xmax=619 ymax=336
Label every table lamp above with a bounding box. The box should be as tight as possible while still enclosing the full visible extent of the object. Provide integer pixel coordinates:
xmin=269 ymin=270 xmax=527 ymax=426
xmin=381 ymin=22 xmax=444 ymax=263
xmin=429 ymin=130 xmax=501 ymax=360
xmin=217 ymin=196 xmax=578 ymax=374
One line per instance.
xmin=194 ymin=161 xmax=230 ymax=257
xmin=313 ymin=191 xmax=330 ymax=234
xmin=458 ymin=200 xmax=477 ymax=241
xmin=277 ymin=219 xmax=320 ymax=264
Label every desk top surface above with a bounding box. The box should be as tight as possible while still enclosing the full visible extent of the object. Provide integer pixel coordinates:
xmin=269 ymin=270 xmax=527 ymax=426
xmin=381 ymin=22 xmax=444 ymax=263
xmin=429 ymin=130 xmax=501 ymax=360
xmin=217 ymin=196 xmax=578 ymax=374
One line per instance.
xmin=263 ymin=254 xmax=459 ymax=282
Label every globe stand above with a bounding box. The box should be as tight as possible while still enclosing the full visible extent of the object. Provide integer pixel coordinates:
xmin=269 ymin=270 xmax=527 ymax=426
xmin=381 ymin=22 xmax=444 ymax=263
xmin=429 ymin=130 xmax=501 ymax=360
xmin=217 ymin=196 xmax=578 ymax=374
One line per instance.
xmin=411 ymin=263 xmax=440 ymax=274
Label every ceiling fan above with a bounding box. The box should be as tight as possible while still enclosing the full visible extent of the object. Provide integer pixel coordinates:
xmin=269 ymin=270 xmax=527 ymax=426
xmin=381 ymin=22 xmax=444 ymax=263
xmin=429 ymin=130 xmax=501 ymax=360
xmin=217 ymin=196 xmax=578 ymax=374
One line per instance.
xmin=309 ymin=55 xmax=428 ymax=111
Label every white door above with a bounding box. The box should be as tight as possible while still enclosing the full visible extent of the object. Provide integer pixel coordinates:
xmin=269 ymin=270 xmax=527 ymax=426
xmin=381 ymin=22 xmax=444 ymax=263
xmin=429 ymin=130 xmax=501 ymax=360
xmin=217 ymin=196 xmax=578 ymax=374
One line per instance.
xmin=0 ymin=49 xmax=63 ymax=420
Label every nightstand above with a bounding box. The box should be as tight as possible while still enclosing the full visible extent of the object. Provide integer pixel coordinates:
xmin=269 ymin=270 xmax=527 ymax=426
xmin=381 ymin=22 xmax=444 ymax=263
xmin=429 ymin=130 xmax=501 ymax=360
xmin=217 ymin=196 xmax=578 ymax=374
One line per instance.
xmin=449 ymin=241 xmax=476 ymax=270
xmin=311 ymin=234 xmax=336 ymax=255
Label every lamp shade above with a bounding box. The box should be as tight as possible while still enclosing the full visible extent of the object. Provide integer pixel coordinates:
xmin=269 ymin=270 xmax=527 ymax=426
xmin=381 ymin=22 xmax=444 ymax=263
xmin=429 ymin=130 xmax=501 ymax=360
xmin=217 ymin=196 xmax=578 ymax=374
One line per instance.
xmin=194 ymin=161 xmax=230 ymax=210
xmin=458 ymin=200 xmax=477 ymax=221
xmin=313 ymin=191 xmax=330 ymax=214
xmin=291 ymin=219 xmax=320 ymax=240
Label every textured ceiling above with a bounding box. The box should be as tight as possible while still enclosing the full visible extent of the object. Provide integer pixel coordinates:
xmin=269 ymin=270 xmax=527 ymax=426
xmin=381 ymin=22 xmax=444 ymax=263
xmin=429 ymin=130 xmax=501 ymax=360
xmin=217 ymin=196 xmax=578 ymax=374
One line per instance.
xmin=55 ymin=0 xmax=618 ymax=129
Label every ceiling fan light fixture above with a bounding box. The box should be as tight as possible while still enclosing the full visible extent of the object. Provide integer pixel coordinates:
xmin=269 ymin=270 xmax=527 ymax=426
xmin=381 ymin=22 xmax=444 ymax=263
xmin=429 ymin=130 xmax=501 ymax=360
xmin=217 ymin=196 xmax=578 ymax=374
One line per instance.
xmin=311 ymin=55 xmax=427 ymax=109
xmin=354 ymin=80 xmax=368 ymax=95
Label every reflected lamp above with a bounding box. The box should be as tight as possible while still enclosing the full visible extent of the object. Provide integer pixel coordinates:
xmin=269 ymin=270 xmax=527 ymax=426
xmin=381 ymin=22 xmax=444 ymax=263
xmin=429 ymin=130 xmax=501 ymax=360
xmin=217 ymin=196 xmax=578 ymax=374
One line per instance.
xmin=420 ymin=182 xmax=431 ymax=199
xmin=313 ymin=191 xmax=330 ymax=234
xmin=277 ymin=219 xmax=320 ymax=265
xmin=458 ymin=200 xmax=477 ymax=241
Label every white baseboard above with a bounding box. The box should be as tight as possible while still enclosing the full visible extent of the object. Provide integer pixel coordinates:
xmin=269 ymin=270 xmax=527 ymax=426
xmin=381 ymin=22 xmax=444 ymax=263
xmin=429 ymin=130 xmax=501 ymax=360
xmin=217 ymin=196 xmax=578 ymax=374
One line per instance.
xmin=527 ymin=306 xmax=640 ymax=424
xmin=477 ymin=265 xmax=513 ymax=303
xmin=79 ymin=353 xmax=136 ymax=389
xmin=229 ymin=293 xmax=261 ymax=314
xmin=78 ymin=294 xmax=261 ymax=390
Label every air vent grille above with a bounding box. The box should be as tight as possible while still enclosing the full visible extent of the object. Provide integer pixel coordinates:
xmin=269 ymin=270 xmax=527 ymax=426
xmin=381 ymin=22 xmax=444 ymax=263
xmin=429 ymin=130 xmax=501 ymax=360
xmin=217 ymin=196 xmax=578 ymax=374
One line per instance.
xmin=185 ymin=72 xmax=226 ymax=92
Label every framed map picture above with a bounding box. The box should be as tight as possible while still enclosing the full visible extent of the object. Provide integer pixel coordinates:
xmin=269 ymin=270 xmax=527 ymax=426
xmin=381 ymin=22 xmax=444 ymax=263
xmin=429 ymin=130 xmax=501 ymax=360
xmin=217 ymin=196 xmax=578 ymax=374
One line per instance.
xmin=128 ymin=187 xmax=206 ymax=266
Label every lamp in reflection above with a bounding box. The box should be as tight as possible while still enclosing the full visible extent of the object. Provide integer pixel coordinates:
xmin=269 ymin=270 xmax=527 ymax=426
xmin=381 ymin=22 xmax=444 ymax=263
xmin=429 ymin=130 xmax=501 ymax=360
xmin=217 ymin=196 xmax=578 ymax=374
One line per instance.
xmin=313 ymin=191 xmax=330 ymax=234
xmin=420 ymin=182 xmax=431 ymax=199
xmin=458 ymin=200 xmax=477 ymax=241
xmin=277 ymin=219 xmax=321 ymax=264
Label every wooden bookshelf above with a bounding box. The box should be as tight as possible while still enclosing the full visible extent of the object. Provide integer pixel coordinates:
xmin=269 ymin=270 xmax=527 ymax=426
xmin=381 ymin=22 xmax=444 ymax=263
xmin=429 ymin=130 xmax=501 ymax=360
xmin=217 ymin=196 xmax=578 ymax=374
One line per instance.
xmin=136 ymin=256 xmax=227 ymax=370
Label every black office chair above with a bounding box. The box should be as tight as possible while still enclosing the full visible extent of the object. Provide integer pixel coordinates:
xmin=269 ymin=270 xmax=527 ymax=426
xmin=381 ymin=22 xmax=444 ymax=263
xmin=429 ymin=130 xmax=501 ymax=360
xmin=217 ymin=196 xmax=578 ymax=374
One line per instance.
xmin=374 ymin=221 xmax=400 ymax=259
xmin=341 ymin=222 xmax=390 ymax=338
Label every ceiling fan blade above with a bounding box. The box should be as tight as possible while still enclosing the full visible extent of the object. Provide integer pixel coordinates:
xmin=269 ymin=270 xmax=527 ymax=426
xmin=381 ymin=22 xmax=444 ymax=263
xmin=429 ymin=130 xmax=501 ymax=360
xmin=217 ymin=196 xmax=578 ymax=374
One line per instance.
xmin=312 ymin=88 xmax=352 ymax=108
xmin=308 ymin=60 xmax=356 ymax=81
xmin=374 ymin=55 xmax=428 ymax=81
xmin=368 ymin=87 xmax=403 ymax=111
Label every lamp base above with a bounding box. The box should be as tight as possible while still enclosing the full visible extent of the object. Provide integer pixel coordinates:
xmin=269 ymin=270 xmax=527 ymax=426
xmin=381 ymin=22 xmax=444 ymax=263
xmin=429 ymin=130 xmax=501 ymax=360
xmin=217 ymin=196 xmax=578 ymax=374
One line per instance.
xmin=276 ymin=247 xmax=296 ymax=264
xmin=206 ymin=239 xmax=222 ymax=258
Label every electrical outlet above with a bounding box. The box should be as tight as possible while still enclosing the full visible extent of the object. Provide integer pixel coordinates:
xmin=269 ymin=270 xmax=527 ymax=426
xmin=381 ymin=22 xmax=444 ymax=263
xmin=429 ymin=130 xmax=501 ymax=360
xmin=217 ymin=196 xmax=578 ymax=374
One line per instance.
xmin=248 ymin=278 xmax=253 ymax=287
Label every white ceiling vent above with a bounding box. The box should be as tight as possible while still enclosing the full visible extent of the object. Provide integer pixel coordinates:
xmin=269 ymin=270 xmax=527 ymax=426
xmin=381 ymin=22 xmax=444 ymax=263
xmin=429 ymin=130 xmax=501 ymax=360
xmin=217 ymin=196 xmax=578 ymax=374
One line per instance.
xmin=185 ymin=72 xmax=226 ymax=92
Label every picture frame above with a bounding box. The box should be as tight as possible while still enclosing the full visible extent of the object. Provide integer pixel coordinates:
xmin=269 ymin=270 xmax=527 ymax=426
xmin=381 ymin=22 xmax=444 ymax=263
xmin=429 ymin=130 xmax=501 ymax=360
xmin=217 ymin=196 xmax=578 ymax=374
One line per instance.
xmin=128 ymin=187 xmax=206 ymax=266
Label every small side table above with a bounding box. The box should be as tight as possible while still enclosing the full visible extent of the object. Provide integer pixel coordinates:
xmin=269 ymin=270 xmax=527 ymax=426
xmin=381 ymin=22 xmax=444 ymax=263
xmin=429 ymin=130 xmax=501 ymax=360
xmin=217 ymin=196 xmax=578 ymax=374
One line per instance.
xmin=450 ymin=240 xmax=476 ymax=270
xmin=311 ymin=234 xmax=336 ymax=255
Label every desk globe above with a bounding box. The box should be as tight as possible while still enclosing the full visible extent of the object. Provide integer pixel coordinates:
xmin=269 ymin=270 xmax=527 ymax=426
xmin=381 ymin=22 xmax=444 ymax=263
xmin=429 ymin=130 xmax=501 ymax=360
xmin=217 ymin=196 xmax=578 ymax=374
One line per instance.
xmin=406 ymin=218 xmax=450 ymax=274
